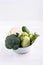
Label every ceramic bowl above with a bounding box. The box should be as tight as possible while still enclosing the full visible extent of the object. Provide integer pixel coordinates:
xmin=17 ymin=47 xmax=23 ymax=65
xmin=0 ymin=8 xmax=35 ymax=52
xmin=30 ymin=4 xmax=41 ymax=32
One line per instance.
xmin=14 ymin=46 xmax=30 ymax=54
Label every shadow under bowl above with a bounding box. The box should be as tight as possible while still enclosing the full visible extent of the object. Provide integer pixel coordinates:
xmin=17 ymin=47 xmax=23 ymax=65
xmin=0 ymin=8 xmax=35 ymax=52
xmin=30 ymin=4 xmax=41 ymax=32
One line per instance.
xmin=14 ymin=46 xmax=31 ymax=54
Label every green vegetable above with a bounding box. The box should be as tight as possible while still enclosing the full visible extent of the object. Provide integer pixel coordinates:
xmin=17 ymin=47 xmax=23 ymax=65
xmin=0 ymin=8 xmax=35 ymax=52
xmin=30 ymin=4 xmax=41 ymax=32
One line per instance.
xmin=30 ymin=32 xmax=39 ymax=45
xmin=20 ymin=32 xmax=28 ymax=41
xmin=21 ymin=36 xmax=30 ymax=47
xmin=16 ymin=33 xmax=19 ymax=37
xmin=5 ymin=26 xmax=39 ymax=50
xmin=5 ymin=34 xmax=20 ymax=50
xmin=22 ymin=26 xmax=30 ymax=33
xmin=21 ymin=32 xmax=28 ymax=36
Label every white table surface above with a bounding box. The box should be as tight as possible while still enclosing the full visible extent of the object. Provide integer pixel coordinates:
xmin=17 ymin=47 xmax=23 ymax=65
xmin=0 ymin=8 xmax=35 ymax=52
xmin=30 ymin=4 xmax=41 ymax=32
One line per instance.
xmin=0 ymin=21 xmax=43 ymax=65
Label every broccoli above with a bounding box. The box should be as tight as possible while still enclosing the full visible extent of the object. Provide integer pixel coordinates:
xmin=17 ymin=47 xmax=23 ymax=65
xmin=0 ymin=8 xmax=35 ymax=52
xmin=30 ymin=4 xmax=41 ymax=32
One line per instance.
xmin=5 ymin=34 xmax=20 ymax=50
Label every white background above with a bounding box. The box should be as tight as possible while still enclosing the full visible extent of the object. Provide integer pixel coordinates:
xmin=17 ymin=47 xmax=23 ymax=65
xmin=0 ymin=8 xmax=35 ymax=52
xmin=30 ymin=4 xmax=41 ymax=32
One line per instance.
xmin=0 ymin=0 xmax=43 ymax=21
xmin=0 ymin=0 xmax=43 ymax=65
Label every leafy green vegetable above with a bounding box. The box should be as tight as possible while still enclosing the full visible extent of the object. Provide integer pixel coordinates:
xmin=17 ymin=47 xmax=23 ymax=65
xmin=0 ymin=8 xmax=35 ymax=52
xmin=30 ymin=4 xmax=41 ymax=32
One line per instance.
xmin=30 ymin=32 xmax=39 ymax=45
xmin=5 ymin=34 xmax=20 ymax=50
xmin=22 ymin=26 xmax=30 ymax=33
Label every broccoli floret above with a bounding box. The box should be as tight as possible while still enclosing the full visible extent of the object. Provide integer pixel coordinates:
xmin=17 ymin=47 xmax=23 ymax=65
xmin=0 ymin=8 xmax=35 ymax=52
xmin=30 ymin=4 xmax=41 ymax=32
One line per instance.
xmin=5 ymin=34 xmax=20 ymax=50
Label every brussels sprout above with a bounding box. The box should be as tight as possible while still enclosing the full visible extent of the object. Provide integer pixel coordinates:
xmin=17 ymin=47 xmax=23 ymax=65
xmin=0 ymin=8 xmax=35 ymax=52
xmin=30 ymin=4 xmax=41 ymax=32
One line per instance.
xmin=20 ymin=32 xmax=28 ymax=41
xmin=21 ymin=36 xmax=30 ymax=47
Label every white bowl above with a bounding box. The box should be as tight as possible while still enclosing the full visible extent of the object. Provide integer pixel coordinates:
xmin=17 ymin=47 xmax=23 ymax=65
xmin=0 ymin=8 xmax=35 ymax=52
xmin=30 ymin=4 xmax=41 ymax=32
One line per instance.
xmin=14 ymin=46 xmax=30 ymax=54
